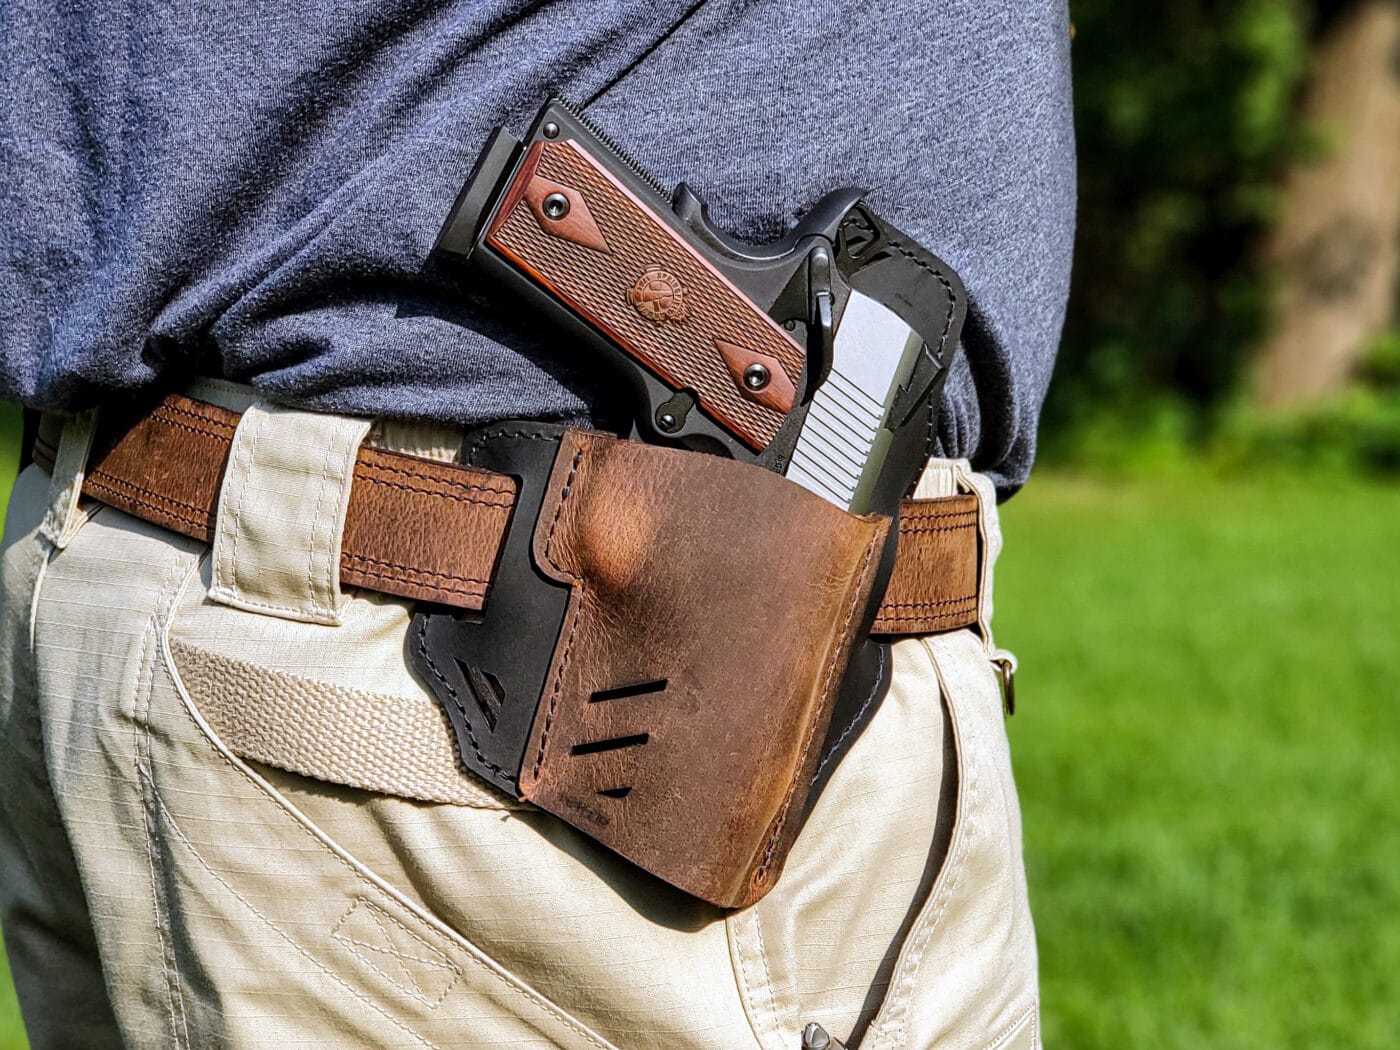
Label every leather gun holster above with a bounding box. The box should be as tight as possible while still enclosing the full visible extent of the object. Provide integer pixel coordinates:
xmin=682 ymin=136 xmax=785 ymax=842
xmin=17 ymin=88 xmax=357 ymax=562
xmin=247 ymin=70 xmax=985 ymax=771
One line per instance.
xmin=418 ymin=425 xmax=893 ymax=908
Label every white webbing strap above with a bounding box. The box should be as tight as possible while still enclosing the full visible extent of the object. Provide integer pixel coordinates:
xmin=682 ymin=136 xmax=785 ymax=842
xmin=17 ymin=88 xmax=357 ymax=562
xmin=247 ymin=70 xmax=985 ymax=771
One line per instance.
xmin=169 ymin=638 xmax=503 ymax=807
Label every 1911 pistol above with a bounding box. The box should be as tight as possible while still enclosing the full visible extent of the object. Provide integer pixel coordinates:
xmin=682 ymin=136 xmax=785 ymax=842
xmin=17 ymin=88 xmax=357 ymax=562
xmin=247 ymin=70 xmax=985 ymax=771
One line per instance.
xmin=434 ymin=98 xmax=966 ymax=518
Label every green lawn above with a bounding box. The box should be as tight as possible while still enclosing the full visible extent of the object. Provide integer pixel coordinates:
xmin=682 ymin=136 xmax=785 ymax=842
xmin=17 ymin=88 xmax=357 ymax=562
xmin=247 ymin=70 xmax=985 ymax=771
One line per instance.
xmin=999 ymin=474 xmax=1400 ymax=1048
xmin=0 ymin=451 xmax=1396 ymax=1047
xmin=0 ymin=951 xmax=18 ymax=1050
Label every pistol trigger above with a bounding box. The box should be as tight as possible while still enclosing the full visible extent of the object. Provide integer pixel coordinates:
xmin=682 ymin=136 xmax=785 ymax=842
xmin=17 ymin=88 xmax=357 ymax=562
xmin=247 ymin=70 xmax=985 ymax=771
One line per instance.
xmin=804 ymin=244 xmax=835 ymax=401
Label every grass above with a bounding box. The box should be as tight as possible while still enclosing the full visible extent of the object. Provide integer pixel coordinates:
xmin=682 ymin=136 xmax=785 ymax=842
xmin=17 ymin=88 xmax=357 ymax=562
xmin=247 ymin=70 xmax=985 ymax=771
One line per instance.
xmin=999 ymin=474 xmax=1400 ymax=1048
xmin=0 ymin=431 xmax=1395 ymax=1046
xmin=0 ymin=952 xmax=18 ymax=1050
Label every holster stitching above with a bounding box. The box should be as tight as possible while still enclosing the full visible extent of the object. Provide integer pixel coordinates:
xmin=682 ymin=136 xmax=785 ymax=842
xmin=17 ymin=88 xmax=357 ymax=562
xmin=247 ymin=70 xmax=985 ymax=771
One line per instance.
xmin=412 ymin=615 xmax=515 ymax=783
xmin=530 ymin=446 xmax=587 ymax=782
xmin=753 ymin=518 xmax=885 ymax=882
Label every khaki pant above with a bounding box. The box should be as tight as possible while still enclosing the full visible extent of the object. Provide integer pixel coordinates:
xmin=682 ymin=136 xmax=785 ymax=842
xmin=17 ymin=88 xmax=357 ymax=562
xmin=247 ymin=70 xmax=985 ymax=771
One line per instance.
xmin=0 ymin=384 xmax=1039 ymax=1049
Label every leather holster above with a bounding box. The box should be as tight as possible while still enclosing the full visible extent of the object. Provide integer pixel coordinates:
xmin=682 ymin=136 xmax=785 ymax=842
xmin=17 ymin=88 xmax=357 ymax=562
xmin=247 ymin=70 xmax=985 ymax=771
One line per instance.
xmin=498 ymin=428 xmax=893 ymax=908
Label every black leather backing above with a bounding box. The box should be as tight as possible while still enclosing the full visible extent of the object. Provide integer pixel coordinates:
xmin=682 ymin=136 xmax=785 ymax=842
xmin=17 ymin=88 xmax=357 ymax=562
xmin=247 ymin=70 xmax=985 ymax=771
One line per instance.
xmin=408 ymin=423 xmax=572 ymax=791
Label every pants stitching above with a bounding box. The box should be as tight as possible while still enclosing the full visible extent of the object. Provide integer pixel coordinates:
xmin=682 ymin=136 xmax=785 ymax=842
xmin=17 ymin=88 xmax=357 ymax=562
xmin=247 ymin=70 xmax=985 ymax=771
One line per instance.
xmin=331 ymin=932 xmax=456 ymax=1007
xmin=142 ymin=773 xmax=441 ymax=1050
xmin=221 ymin=407 xmax=267 ymax=606
xmin=751 ymin=905 xmax=785 ymax=1040
xmin=728 ymin=916 xmax=780 ymax=1049
xmin=330 ymin=897 xmax=463 ymax=1008
xmin=985 ymin=1001 xmax=1038 ymax=1050
xmin=159 ymin=627 xmax=619 ymax=1050
xmin=307 ymin=418 xmax=340 ymax=615
xmin=876 ymin=638 xmax=982 ymax=1048
xmin=135 ymin=552 xmax=200 ymax=1050
xmin=895 ymin=694 xmax=979 ymax=1044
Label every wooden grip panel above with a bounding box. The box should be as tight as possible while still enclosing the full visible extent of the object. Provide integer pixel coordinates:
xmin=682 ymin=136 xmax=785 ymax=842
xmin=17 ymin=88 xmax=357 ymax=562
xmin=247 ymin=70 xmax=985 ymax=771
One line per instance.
xmin=484 ymin=138 xmax=805 ymax=450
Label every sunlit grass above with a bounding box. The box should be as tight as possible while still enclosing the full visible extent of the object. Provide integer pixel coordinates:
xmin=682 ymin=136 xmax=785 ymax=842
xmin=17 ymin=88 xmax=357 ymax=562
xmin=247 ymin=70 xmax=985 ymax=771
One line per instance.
xmin=999 ymin=474 xmax=1400 ymax=1048
xmin=0 ymin=951 xmax=20 ymax=1050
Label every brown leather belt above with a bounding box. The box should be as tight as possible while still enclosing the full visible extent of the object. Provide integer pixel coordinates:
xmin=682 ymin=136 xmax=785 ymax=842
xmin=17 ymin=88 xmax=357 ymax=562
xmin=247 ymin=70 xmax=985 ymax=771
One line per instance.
xmin=33 ymin=393 xmax=981 ymax=637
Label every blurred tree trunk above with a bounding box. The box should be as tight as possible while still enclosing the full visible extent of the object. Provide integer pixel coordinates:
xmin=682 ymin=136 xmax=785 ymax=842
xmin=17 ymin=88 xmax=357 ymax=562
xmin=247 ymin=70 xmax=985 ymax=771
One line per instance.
xmin=1253 ymin=0 xmax=1400 ymax=407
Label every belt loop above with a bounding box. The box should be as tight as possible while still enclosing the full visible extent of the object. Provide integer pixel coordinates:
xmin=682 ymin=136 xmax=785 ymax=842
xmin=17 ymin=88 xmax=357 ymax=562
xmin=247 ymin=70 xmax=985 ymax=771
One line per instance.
xmin=39 ymin=410 xmax=99 ymax=550
xmin=208 ymin=402 xmax=372 ymax=626
xmin=950 ymin=461 xmax=1001 ymax=647
xmin=911 ymin=457 xmax=1004 ymax=648
xmin=945 ymin=459 xmax=1018 ymax=712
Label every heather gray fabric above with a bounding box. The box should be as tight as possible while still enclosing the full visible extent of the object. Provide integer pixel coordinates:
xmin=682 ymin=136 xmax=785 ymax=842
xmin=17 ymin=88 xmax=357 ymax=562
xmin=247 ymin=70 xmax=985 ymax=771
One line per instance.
xmin=0 ymin=0 xmax=1075 ymax=495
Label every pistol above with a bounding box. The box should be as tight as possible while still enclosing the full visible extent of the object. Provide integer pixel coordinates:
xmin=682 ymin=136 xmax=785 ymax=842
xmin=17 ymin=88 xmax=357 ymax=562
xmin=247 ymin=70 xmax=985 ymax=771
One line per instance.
xmin=434 ymin=99 xmax=966 ymax=517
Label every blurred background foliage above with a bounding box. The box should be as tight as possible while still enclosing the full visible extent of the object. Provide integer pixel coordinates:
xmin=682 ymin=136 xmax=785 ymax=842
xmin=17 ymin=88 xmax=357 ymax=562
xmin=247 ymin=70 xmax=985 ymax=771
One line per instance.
xmin=1044 ymin=0 xmax=1400 ymax=476
xmin=1024 ymin=4 xmax=1400 ymax=1044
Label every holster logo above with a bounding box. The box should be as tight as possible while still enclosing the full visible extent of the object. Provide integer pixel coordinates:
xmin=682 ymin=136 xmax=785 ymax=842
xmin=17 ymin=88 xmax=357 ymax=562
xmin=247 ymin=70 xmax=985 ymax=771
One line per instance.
xmin=626 ymin=265 xmax=688 ymax=323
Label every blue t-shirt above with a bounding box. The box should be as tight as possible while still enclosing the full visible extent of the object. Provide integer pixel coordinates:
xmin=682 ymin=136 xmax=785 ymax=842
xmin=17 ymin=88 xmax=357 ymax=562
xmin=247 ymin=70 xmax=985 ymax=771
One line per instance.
xmin=0 ymin=0 xmax=1074 ymax=495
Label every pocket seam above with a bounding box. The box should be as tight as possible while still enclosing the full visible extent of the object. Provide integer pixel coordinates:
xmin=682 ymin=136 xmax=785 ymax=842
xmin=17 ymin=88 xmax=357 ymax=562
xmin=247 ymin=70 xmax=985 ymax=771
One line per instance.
xmin=157 ymin=589 xmax=621 ymax=1050
xmin=141 ymin=770 xmax=442 ymax=1050
xmin=986 ymin=1000 xmax=1038 ymax=1050
xmin=135 ymin=549 xmax=206 ymax=1050
xmin=866 ymin=634 xmax=982 ymax=1048
xmin=727 ymin=635 xmax=952 ymax=1050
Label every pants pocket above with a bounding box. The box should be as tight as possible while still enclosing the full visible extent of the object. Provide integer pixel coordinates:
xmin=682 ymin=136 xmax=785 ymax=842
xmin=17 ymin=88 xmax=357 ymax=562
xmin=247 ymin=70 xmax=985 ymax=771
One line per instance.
xmin=154 ymin=563 xmax=623 ymax=1049
xmin=729 ymin=631 xmax=1039 ymax=1049
xmin=863 ymin=631 xmax=1040 ymax=1050
xmin=0 ymin=467 xmax=127 ymax=1049
xmin=162 ymin=555 xmax=757 ymax=1049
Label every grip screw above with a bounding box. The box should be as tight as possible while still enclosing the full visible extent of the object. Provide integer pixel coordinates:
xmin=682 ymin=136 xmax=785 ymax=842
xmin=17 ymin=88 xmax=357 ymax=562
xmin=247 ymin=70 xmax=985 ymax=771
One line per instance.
xmin=743 ymin=362 xmax=771 ymax=391
xmin=655 ymin=390 xmax=694 ymax=434
xmin=542 ymin=192 xmax=570 ymax=220
xmin=542 ymin=121 xmax=560 ymax=139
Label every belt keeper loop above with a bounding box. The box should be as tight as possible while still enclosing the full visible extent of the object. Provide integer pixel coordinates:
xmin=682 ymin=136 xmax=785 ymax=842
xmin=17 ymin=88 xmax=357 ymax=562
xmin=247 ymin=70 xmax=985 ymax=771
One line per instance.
xmin=942 ymin=459 xmax=1016 ymax=712
xmin=38 ymin=409 xmax=99 ymax=551
xmin=949 ymin=460 xmax=1000 ymax=646
xmin=208 ymin=402 xmax=372 ymax=626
